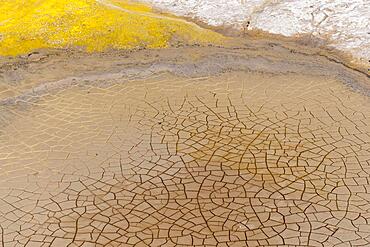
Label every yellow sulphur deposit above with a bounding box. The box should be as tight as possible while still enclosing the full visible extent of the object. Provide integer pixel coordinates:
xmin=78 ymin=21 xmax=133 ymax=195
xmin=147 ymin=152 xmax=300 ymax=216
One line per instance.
xmin=0 ymin=0 xmax=223 ymax=56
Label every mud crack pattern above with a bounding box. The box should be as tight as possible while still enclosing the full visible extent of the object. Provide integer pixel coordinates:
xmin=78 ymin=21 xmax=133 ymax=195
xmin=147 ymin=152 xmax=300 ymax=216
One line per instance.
xmin=0 ymin=57 xmax=370 ymax=246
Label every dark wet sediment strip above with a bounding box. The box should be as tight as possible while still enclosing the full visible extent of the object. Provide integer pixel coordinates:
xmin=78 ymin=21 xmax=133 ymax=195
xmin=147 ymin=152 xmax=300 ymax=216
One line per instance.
xmin=0 ymin=43 xmax=369 ymax=108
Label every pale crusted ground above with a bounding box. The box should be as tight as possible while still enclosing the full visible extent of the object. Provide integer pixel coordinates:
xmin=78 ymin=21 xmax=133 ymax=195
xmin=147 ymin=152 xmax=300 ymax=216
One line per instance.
xmin=141 ymin=0 xmax=370 ymax=67
xmin=0 ymin=39 xmax=369 ymax=246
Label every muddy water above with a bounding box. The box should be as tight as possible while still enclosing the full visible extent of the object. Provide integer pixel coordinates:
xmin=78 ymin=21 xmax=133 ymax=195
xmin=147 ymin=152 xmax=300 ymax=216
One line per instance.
xmin=0 ymin=40 xmax=370 ymax=246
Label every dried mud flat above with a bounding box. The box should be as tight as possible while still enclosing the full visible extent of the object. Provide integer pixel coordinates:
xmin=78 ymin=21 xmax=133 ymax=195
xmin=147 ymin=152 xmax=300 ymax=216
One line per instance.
xmin=0 ymin=39 xmax=370 ymax=246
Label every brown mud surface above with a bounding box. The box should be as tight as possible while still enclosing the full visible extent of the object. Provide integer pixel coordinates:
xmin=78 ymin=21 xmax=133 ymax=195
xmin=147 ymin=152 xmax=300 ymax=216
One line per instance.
xmin=0 ymin=38 xmax=370 ymax=246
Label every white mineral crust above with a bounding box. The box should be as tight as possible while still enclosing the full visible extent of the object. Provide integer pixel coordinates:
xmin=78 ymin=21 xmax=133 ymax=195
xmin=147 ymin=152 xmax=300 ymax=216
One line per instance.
xmin=142 ymin=0 xmax=370 ymax=66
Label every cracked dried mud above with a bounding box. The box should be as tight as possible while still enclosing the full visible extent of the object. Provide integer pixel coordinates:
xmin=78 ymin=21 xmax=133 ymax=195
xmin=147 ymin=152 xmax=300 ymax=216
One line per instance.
xmin=0 ymin=39 xmax=370 ymax=246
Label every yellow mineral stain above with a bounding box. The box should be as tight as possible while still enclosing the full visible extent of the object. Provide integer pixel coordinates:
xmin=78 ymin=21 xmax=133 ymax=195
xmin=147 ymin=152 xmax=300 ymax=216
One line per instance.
xmin=0 ymin=0 xmax=223 ymax=56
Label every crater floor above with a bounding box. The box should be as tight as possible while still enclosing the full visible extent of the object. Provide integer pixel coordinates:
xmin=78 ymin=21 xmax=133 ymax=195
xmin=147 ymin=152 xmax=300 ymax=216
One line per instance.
xmin=0 ymin=41 xmax=370 ymax=246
